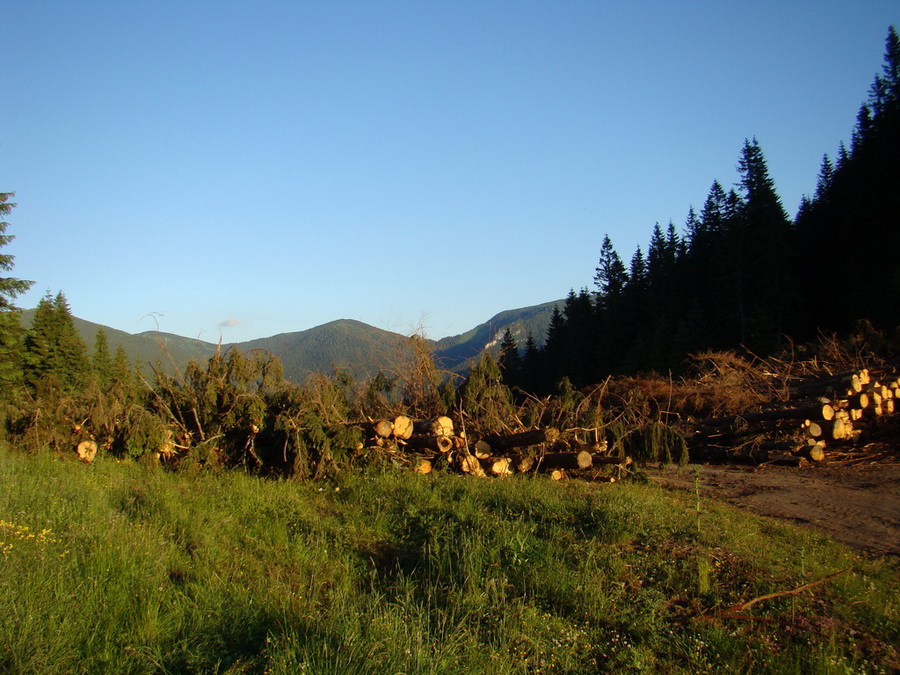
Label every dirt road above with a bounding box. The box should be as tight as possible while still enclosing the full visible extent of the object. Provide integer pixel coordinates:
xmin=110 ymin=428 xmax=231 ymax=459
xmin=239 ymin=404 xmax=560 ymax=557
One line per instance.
xmin=647 ymin=462 xmax=900 ymax=558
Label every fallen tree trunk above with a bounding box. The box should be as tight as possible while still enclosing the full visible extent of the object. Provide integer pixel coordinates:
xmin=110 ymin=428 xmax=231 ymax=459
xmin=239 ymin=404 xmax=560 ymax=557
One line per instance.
xmin=479 ymin=428 xmax=560 ymax=453
xmin=405 ymin=434 xmax=454 ymax=453
xmin=702 ymin=403 xmax=835 ymax=428
xmin=534 ymin=450 xmax=593 ymax=471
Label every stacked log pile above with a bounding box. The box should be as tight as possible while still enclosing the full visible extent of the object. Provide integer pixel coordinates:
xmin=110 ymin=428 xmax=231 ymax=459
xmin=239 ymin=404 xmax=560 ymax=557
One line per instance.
xmin=689 ymin=368 xmax=900 ymax=466
xmin=360 ymin=416 xmax=631 ymax=480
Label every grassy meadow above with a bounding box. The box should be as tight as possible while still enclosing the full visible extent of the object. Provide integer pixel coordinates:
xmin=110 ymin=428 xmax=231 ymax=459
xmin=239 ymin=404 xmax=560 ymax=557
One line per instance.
xmin=0 ymin=446 xmax=897 ymax=674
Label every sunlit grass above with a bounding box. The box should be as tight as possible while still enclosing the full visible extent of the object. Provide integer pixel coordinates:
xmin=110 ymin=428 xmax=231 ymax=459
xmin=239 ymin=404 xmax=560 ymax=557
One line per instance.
xmin=0 ymin=447 xmax=897 ymax=673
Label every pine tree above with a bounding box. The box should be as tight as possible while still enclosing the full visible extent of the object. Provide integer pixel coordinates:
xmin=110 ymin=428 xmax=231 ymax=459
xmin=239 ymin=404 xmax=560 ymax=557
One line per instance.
xmin=593 ymin=235 xmax=628 ymax=310
xmin=93 ymin=328 xmax=113 ymax=386
xmin=497 ymin=328 xmax=522 ymax=388
xmin=735 ymin=138 xmax=797 ymax=349
xmin=24 ymin=291 xmax=89 ymax=391
xmin=815 ymin=154 xmax=835 ymax=201
xmin=520 ymin=333 xmax=540 ymax=393
xmin=0 ymin=193 xmax=34 ymax=394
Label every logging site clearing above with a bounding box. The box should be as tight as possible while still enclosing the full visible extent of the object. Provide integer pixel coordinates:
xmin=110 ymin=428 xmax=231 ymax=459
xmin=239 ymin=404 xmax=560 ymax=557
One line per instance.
xmin=648 ymin=462 xmax=900 ymax=558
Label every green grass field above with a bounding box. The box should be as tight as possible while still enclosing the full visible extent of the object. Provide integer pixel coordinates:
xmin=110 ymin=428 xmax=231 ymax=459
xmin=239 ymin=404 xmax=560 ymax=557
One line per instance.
xmin=0 ymin=447 xmax=897 ymax=674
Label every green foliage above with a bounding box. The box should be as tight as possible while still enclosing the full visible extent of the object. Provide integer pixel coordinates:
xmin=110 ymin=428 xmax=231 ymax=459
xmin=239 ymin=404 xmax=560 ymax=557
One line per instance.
xmin=23 ymin=291 xmax=89 ymax=392
xmin=0 ymin=193 xmax=34 ymax=396
xmin=91 ymin=328 xmax=113 ymax=387
xmin=460 ymin=352 xmax=516 ymax=435
xmin=266 ymin=372 xmax=363 ymax=479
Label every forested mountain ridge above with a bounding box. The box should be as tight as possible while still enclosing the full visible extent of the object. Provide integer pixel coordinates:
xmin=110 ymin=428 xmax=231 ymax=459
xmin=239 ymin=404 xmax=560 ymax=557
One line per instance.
xmin=20 ymin=302 xmax=563 ymax=383
xmin=432 ymin=299 xmax=562 ymax=372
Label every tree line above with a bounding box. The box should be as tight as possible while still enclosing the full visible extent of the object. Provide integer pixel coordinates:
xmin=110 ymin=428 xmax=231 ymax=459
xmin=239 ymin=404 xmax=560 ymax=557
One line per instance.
xmin=500 ymin=27 xmax=900 ymax=395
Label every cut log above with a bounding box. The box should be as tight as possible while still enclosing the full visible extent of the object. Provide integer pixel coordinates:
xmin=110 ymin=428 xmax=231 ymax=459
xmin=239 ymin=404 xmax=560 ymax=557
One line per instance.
xmin=406 ymin=434 xmax=454 ymax=453
xmin=480 ymin=428 xmax=560 ymax=453
xmin=372 ymin=419 xmax=394 ymax=438
xmin=392 ymin=415 xmax=414 ymax=440
xmin=77 ymin=440 xmax=98 ymax=463
xmin=473 ymin=440 xmax=492 ymax=459
xmin=534 ymin=450 xmax=593 ymax=471
xmin=413 ymin=459 xmax=433 ymax=474
xmin=827 ymin=418 xmax=847 ymax=441
xmin=513 ymin=455 xmax=535 ymax=472
xmin=801 ymin=442 xmax=826 ymax=462
xmin=458 ymin=453 xmax=486 ymax=476
xmin=487 ymin=457 xmax=514 ymax=476
xmin=413 ymin=416 xmax=454 ymax=436
xmin=847 ymin=393 xmax=870 ymax=410
xmin=550 ymin=469 xmax=566 ymax=481
xmin=702 ymin=403 xmax=835 ymax=428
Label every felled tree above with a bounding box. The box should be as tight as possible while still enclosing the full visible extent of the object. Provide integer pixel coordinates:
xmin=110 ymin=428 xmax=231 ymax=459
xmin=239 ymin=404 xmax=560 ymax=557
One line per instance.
xmin=460 ymin=352 xmax=515 ymax=435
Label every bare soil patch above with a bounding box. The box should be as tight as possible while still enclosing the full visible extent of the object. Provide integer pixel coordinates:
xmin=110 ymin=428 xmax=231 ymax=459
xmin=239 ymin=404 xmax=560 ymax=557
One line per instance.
xmin=647 ymin=461 xmax=900 ymax=558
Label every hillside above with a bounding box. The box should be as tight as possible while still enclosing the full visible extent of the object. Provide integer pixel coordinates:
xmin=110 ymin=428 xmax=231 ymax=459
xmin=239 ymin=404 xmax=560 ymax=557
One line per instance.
xmin=229 ymin=319 xmax=416 ymax=383
xmin=433 ymin=299 xmax=562 ymax=371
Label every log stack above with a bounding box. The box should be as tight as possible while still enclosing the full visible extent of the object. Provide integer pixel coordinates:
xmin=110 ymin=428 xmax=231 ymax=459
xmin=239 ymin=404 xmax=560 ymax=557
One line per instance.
xmin=360 ymin=417 xmax=631 ymax=481
xmin=690 ymin=367 xmax=900 ymax=466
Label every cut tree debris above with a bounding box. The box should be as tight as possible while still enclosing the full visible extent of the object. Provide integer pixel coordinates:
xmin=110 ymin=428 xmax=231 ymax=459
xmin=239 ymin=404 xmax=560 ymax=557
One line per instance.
xmin=686 ymin=366 xmax=900 ymax=467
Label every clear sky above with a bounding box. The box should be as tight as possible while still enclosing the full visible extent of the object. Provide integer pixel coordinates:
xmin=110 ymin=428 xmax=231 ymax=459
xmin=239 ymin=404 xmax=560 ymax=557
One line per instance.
xmin=3 ymin=1 xmax=897 ymax=344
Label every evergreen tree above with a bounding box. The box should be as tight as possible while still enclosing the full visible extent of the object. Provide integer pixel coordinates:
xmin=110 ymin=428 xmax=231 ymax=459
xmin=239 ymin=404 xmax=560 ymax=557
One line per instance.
xmin=24 ymin=291 xmax=89 ymax=391
xmin=560 ymin=288 xmax=597 ymax=386
xmin=92 ymin=328 xmax=113 ymax=386
xmin=815 ymin=154 xmax=835 ymax=201
xmin=593 ymin=235 xmax=628 ymax=309
xmin=539 ymin=305 xmax=566 ymax=393
xmin=735 ymin=137 xmax=797 ymax=349
xmin=520 ymin=333 xmax=540 ymax=393
xmin=0 ymin=193 xmax=34 ymax=393
xmin=795 ymin=26 xmax=900 ymax=333
xmin=497 ymin=328 xmax=522 ymax=387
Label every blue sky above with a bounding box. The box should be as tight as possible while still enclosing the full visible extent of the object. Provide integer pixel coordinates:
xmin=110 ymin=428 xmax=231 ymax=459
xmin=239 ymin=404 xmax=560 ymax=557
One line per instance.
xmin=3 ymin=1 xmax=897 ymax=343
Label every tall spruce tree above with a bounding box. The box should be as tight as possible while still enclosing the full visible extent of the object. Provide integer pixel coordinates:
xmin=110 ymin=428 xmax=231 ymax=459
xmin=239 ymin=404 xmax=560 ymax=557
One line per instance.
xmin=92 ymin=328 xmax=113 ymax=386
xmin=593 ymin=235 xmax=628 ymax=310
xmin=497 ymin=328 xmax=522 ymax=388
xmin=0 ymin=193 xmax=34 ymax=393
xmin=735 ymin=137 xmax=797 ymax=350
xmin=24 ymin=291 xmax=89 ymax=391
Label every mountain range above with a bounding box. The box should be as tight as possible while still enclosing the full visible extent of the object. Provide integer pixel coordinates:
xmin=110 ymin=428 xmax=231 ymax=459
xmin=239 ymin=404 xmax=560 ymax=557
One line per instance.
xmin=21 ymin=299 xmax=563 ymax=383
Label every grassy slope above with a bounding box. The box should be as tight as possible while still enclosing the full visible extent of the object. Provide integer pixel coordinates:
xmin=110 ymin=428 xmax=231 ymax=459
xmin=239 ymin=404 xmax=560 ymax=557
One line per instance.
xmin=0 ymin=448 xmax=897 ymax=674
